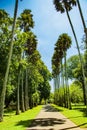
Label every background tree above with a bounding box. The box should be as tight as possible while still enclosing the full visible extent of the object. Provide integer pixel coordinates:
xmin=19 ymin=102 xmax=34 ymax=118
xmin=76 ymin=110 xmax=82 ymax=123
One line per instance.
xmin=70 ymin=81 xmax=83 ymax=104
xmin=66 ymin=54 xmax=86 ymax=105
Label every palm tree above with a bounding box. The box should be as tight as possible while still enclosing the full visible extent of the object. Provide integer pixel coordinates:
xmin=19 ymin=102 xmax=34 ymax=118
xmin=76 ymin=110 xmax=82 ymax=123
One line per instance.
xmin=76 ymin=0 xmax=87 ymax=49
xmin=52 ymin=48 xmax=61 ymax=104
xmin=0 ymin=0 xmax=18 ymax=122
xmin=53 ymin=0 xmax=87 ymax=107
xmin=58 ymin=33 xmax=72 ymax=108
xmin=18 ymin=10 xmax=35 ymax=110
xmin=76 ymin=0 xmax=87 ymax=110
xmin=21 ymin=71 xmax=25 ymax=112
xmin=18 ymin=9 xmax=34 ymax=32
xmin=25 ymin=68 xmax=29 ymax=110
xmin=16 ymin=67 xmax=20 ymax=115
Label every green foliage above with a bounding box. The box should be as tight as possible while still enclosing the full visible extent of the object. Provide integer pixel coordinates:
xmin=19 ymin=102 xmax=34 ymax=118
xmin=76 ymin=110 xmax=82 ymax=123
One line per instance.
xmin=18 ymin=9 xmax=34 ymax=32
xmin=0 ymin=10 xmax=12 ymax=78
xmin=32 ymin=91 xmax=40 ymax=106
xmin=70 ymin=82 xmax=83 ymax=103
xmin=26 ymin=32 xmax=38 ymax=55
xmin=66 ymin=55 xmax=80 ymax=79
xmin=48 ymin=93 xmax=54 ymax=103
xmin=54 ymin=89 xmax=59 ymax=105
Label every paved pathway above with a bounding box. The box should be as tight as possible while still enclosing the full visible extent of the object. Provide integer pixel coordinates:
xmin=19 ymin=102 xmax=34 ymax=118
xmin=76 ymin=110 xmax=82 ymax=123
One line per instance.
xmin=27 ymin=104 xmax=86 ymax=130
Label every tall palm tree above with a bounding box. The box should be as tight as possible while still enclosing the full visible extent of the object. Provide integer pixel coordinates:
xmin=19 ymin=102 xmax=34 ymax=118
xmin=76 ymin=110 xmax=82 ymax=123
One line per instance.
xmin=76 ymin=0 xmax=87 ymax=109
xmin=21 ymin=71 xmax=25 ymax=112
xmin=58 ymin=33 xmax=72 ymax=108
xmin=25 ymin=68 xmax=29 ymax=110
xmin=52 ymin=47 xmax=62 ymax=104
xmin=18 ymin=9 xmax=34 ymax=32
xmin=18 ymin=10 xmax=35 ymax=111
xmin=16 ymin=67 xmax=20 ymax=115
xmin=53 ymin=0 xmax=87 ymax=107
xmin=76 ymin=0 xmax=87 ymax=49
xmin=0 ymin=0 xmax=18 ymax=122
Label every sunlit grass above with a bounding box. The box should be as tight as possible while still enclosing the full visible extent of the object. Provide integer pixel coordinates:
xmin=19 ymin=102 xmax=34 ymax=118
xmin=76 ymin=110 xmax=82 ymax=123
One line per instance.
xmin=0 ymin=105 xmax=42 ymax=130
xmin=52 ymin=104 xmax=87 ymax=128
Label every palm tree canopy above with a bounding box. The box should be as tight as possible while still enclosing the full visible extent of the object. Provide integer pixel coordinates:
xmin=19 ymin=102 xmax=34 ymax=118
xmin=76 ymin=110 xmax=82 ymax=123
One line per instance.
xmin=18 ymin=9 xmax=34 ymax=32
xmin=53 ymin=0 xmax=76 ymax=13
xmin=52 ymin=33 xmax=72 ymax=77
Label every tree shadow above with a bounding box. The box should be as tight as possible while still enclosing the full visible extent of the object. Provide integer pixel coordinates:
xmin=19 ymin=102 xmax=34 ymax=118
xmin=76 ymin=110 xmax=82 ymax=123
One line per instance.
xmin=66 ymin=115 xmax=83 ymax=119
xmin=60 ymin=123 xmax=87 ymax=130
xmin=16 ymin=117 xmax=65 ymax=128
xmin=73 ymin=107 xmax=87 ymax=117
xmin=4 ymin=109 xmax=15 ymax=117
xmin=44 ymin=105 xmax=63 ymax=112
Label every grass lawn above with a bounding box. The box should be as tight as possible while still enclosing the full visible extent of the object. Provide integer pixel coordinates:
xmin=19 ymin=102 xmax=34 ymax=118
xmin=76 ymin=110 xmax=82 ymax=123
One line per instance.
xmin=52 ymin=104 xmax=87 ymax=128
xmin=0 ymin=105 xmax=42 ymax=130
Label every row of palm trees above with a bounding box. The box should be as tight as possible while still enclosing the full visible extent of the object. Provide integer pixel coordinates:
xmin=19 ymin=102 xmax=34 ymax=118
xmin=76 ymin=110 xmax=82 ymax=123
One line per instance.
xmin=52 ymin=33 xmax=72 ymax=108
xmin=53 ymin=0 xmax=87 ymax=109
xmin=0 ymin=0 xmax=51 ymax=122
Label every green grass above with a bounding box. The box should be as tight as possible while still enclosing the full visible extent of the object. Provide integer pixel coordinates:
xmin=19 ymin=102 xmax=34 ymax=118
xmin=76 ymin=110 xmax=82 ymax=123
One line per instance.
xmin=52 ymin=104 xmax=87 ymax=128
xmin=0 ymin=105 xmax=42 ymax=130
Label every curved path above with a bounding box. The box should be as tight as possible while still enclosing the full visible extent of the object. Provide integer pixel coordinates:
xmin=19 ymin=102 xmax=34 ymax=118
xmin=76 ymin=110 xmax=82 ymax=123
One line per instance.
xmin=27 ymin=104 xmax=86 ymax=130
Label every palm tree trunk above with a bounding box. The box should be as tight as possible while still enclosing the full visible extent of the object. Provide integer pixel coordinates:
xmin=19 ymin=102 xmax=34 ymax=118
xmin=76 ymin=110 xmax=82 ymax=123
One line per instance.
xmin=60 ymin=59 xmax=64 ymax=107
xmin=56 ymin=75 xmax=60 ymax=105
xmin=16 ymin=69 xmax=20 ymax=115
xmin=54 ymin=77 xmax=57 ymax=91
xmin=66 ymin=9 xmax=87 ymax=108
xmin=65 ymin=54 xmax=72 ymax=109
xmin=64 ymin=52 xmax=68 ymax=108
xmin=61 ymin=58 xmax=66 ymax=107
xmin=21 ymin=72 xmax=25 ymax=112
xmin=54 ymin=77 xmax=57 ymax=104
xmin=25 ymin=68 xmax=29 ymax=110
xmin=0 ymin=0 xmax=18 ymax=122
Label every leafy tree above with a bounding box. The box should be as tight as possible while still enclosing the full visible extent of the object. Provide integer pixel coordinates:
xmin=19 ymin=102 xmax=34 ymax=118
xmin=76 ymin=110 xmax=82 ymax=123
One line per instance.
xmin=37 ymin=60 xmax=52 ymax=103
xmin=0 ymin=9 xmax=12 ymax=90
xmin=66 ymin=54 xmax=86 ymax=105
xmin=66 ymin=55 xmax=80 ymax=79
xmin=32 ymin=91 xmax=40 ymax=106
xmin=70 ymin=81 xmax=83 ymax=103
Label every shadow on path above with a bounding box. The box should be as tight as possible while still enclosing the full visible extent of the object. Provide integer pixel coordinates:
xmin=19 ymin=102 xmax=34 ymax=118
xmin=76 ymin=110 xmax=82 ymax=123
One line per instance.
xmin=16 ymin=117 xmax=65 ymax=128
xmin=29 ymin=118 xmax=65 ymax=127
xmin=44 ymin=104 xmax=63 ymax=112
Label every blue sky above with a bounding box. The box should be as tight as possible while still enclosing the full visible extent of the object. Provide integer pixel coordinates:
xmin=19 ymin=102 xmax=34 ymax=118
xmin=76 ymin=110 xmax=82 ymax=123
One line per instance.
xmin=0 ymin=0 xmax=87 ymax=91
